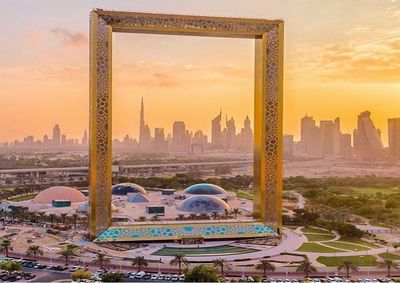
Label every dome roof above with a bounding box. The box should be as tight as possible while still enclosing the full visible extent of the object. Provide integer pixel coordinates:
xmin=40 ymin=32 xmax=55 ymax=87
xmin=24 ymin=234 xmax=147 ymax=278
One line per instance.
xmin=112 ymin=183 xmax=147 ymax=195
xmin=127 ymin=193 xmax=149 ymax=203
xmin=78 ymin=202 xmax=118 ymax=213
xmin=33 ymin=186 xmax=86 ymax=204
xmin=184 ymin=183 xmax=227 ymax=195
xmin=177 ymin=195 xmax=231 ymax=213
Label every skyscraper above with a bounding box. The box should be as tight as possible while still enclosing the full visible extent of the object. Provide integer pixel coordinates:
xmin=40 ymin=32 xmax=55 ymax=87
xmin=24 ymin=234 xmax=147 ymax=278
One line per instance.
xmin=225 ymin=116 xmax=236 ymax=150
xmin=300 ymin=115 xmax=316 ymax=153
xmin=52 ymin=124 xmax=61 ymax=146
xmin=211 ymin=109 xmax=222 ymax=148
xmin=333 ymin=117 xmax=341 ymax=155
xmin=82 ymin=130 xmax=88 ymax=145
xmin=172 ymin=121 xmax=186 ymax=151
xmin=388 ymin=118 xmax=400 ymax=160
xmin=138 ymin=97 xmax=152 ymax=150
xmin=154 ymin=128 xmax=167 ymax=151
xmin=320 ymin=120 xmax=334 ymax=155
xmin=283 ymin=135 xmax=294 ymax=159
xmin=239 ymin=116 xmax=253 ymax=152
xmin=354 ymin=111 xmax=384 ymax=161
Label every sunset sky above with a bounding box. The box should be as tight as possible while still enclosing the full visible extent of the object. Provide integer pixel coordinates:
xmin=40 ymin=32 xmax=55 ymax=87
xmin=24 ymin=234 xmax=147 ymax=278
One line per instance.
xmin=1 ymin=0 xmax=400 ymax=145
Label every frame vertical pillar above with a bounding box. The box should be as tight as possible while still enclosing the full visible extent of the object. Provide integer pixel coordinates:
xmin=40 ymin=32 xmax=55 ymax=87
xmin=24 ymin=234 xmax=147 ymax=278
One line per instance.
xmin=89 ymin=11 xmax=113 ymax=239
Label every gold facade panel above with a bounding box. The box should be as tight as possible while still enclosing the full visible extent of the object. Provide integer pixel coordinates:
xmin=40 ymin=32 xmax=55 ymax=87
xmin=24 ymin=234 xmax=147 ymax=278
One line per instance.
xmin=89 ymin=9 xmax=284 ymax=239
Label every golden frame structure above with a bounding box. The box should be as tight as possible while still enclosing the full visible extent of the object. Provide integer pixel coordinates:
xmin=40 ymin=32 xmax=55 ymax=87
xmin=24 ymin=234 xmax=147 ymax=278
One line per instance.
xmin=89 ymin=9 xmax=284 ymax=239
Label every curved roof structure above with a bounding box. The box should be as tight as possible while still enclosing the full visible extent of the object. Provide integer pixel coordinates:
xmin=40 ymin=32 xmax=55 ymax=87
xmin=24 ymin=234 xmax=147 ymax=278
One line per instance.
xmin=33 ymin=186 xmax=86 ymax=204
xmin=184 ymin=183 xmax=227 ymax=195
xmin=79 ymin=201 xmax=118 ymax=213
xmin=177 ymin=195 xmax=231 ymax=213
xmin=111 ymin=183 xmax=147 ymax=195
xmin=127 ymin=193 xmax=149 ymax=203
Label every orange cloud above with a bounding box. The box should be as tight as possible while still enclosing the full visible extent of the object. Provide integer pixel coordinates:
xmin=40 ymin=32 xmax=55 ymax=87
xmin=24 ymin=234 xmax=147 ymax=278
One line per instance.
xmin=51 ymin=28 xmax=88 ymax=47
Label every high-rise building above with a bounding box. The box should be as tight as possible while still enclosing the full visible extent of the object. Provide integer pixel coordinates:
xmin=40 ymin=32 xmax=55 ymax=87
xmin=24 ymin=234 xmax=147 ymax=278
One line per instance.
xmin=61 ymin=134 xmax=67 ymax=145
xmin=43 ymin=134 xmax=49 ymax=145
xmin=192 ymin=130 xmax=207 ymax=146
xmin=138 ymin=97 xmax=152 ymax=150
xmin=333 ymin=117 xmax=341 ymax=155
xmin=82 ymin=130 xmax=88 ymax=145
xmin=172 ymin=121 xmax=186 ymax=151
xmin=340 ymin=133 xmax=352 ymax=159
xmin=300 ymin=115 xmax=316 ymax=153
xmin=307 ymin=126 xmax=323 ymax=158
xmin=283 ymin=135 xmax=294 ymax=159
xmin=211 ymin=109 xmax=222 ymax=148
xmin=154 ymin=128 xmax=167 ymax=151
xmin=320 ymin=120 xmax=335 ymax=155
xmin=353 ymin=111 xmax=384 ymax=161
xmin=225 ymin=116 xmax=236 ymax=150
xmin=52 ymin=124 xmax=61 ymax=146
xmin=388 ymin=118 xmax=400 ymax=159
xmin=239 ymin=116 xmax=253 ymax=152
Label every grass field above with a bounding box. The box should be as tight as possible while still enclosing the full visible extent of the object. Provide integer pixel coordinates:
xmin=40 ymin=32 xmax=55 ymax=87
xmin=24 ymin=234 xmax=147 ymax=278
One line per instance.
xmin=317 ymin=255 xmax=377 ymax=266
xmin=328 ymin=186 xmax=399 ymax=197
xmin=301 ymin=227 xmax=329 ymax=234
xmin=338 ymin=237 xmax=380 ymax=248
xmin=8 ymin=193 xmax=36 ymax=202
xmin=304 ymin=233 xmax=336 ymax=242
xmin=379 ymin=252 xmax=400 ymax=260
xmin=296 ymin=243 xmax=342 ymax=253
xmin=236 ymin=191 xmax=253 ymax=200
xmin=153 ymin=245 xmax=257 ymax=256
xmin=323 ymin=241 xmax=370 ymax=251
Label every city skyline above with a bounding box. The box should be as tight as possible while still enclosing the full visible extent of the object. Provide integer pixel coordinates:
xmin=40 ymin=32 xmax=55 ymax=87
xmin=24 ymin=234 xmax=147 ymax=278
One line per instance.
xmin=1 ymin=1 xmax=400 ymax=145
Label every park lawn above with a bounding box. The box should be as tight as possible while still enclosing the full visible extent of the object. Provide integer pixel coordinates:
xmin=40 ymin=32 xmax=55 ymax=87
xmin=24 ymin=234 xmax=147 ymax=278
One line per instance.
xmin=379 ymin=253 xmax=400 ymax=260
xmin=153 ymin=245 xmax=257 ymax=256
xmin=8 ymin=193 xmax=37 ymax=202
xmin=296 ymin=243 xmax=342 ymax=253
xmin=304 ymin=233 xmax=336 ymax=242
xmin=338 ymin=237 xmax=380 ymax=248
xmin=351 ymin=187 xmax=398 ymax=197
xmin=236 ymin=191 xmax=253 ymax=200
xmin=323 ymin=241 xmax=370 ymax=251
xmin=317 ymin=255 xmax=377 ymax=266
xmin=301 ymin=227 xmax=329 ymax=234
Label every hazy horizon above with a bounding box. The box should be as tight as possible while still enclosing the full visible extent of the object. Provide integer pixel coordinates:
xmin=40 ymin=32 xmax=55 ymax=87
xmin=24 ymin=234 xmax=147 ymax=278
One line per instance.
xmin=1 ymin=0 xmax=400 ymax=145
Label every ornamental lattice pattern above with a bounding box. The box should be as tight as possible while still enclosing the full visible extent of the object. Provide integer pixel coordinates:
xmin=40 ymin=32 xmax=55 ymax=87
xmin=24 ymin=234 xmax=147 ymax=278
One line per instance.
xmin=89 ymin=10 xmax=283 ymax=239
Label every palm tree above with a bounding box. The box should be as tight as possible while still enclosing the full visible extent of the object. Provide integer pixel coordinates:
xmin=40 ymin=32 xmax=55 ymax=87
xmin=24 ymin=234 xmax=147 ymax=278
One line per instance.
xmin=169 ymin=254 xmax=189 ymax=275
xmin=58 ymin=244 xmax=78 ymax=265
xmin=211 ymin=212 xmax=219 ymax=220
xmin=0 ymin=240 xmax=13 ymax=257
xmin=131 ymin=256 xmax=148 ymax=271
xmin=151 ymin=215 xmax=160 ymax=221
xmin=213 ymin=258 xmax=231 ymax=278
xmin=60 ymin=213 xmax=68 ymax=225
xmin=72 ymin=213 xmax=79 ymax=228
xmin=224 ymin=209 xmax=230 ymax=219
xmin=378 ymin=259 xmax=400 ymax=277
xmin=138 ymin=216 xmax=146 ymax=222
xmin=26 ymin=245 xmax=43 ymax=261
xmin=232 ymin=208 xmax=241 ymax=219
xmin=176 ymin=214 xmax=185 ymax=221
xmin=93 ymin=253 xmax=111 ymax=269
xmin=338 ymin=260 xmax=359 ymax=278
xmin=296 ymin=259 xmax=317 ymax=278
xmin=255 ymin=260 xmax=275 ymax=278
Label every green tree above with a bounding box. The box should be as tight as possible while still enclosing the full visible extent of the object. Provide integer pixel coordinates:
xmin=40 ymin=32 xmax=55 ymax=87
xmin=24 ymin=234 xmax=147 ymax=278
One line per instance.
xmin=72 ymin=269 xmax=92 ymax=281
xmin=378 ymin=259 xmax=400 ymax=277
xmin=0 ymin=262 xmax=21 ymax=274
xmin=0 ymin=240 xmax=13 ymax=257
xmin=232 ymin=208 xmax=241 ymax=219
xmin=93 ymin=253 xmax=111 ymax=269
xmin=255 ymin=260 xmax=275 ymax=278
xmin=26 ymin=245 xmax=43 ymax=261
xmin=170 ymin=254 xmax=189 ymax=275
xmin=213 ymin=258 xmax=231 ymax=278
xmin=131 ymin=256 xmax=148 ymax=271
xmin=296 ymin=259 xmax=317 ymax=278
xmin=184 ymin=264 xmax=219 ymax=282
xmin=58 ymin=245 xmax=78 ymax=265
xmin=101 ymin=272 xmax=124 ymax=282
xmin=338 ymin=260 xmax=359 ymax=278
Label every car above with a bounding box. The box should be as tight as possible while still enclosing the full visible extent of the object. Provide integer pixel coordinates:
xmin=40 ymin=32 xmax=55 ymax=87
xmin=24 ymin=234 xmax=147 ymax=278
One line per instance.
xmin=165 ymin=274 xmax=172 ymax=280
xmin=135 ymin=271 xmax=146 ymax=279
xmin=179 ymin=275 xmax=185 ymax=281
xmin=171 ymin=274 xmax=179 ymax=281
xmin=128 ymin=272 xmax=138 ymax=279
xmin=151 ymin=274 xmax=159 ymax=280
xmin=143 ymin=273 xmax=152 ymax=280
xmin=157 ymin=274 xmax=165 ymax=280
